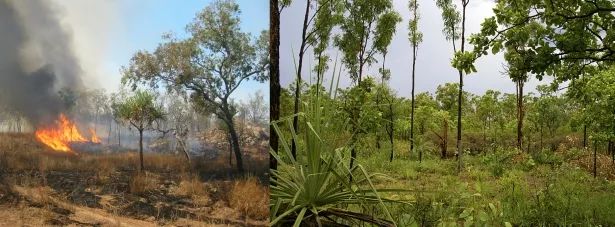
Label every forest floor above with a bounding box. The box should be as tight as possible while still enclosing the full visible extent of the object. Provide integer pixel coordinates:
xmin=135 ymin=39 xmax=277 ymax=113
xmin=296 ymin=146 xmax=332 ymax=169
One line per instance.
xmin=356 ymin=139 xmax=615 ymax=226
xmin=0 ymin=133 xmax=269 ymax=226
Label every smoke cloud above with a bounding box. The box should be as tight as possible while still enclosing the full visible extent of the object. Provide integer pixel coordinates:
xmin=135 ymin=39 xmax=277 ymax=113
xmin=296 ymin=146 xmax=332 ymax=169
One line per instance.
xmin=0 ymin=0 xmax=83 ymax=126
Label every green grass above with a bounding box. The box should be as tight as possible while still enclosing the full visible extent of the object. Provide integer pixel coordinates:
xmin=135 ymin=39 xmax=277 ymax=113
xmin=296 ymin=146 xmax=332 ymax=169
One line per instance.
xmin=357 ymin=142 xmax=615 ymax=226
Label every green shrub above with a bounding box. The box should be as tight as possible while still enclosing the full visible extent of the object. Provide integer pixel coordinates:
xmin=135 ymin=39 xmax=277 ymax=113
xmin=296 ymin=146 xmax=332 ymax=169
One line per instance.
xmin=481 ymin=149 xmax=517 ymax=177
xmin=531 ymin=149 xmax=563 ymax=166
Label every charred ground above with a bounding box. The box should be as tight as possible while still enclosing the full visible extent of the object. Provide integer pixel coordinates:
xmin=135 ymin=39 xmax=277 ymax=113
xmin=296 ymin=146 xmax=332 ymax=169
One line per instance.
xmin=0 ymin=133 xmax=269 ymax=226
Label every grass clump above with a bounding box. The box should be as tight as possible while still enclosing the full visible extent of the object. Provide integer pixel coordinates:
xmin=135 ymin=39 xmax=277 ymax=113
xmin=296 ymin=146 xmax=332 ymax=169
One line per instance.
xmin=128 ymin=172 xmax=158 ymax=195
xmin=228 ymin=176 xmax=269 ymax=220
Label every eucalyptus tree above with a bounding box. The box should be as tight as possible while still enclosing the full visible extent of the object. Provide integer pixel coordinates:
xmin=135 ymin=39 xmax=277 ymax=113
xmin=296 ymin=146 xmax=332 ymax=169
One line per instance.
xmin=90 ymin=89 xmax=108 ymax=134
xmin=435 ymin=0 xmax=469 ymax=172
xmin=334 ymin=0 xmax=400 ymax=170
xmin=375 ymin=81 xmax=397 ymax=162
xmin=310 ymin=0 xmax=343 ymax=91
xmin=122 ymin=0 xmax=268 ymax=173
xmin=570 ymin=67 xmax=615 ymax=174
xmin=290 ymin=0 xmax=312 ymax=158
xmin=502 ymin=46 xmax=531 ymax=150
xmin=475 ymin=90 xmax=501 ymax=146
xmin=288 ymin=0 xmax=343 ymax=157
xmin=113 ymin=90 xmax=165 ymax=172
xmin=408 ymin=0 xmax=423 ymax=155
xmin=335 ymin=0 xmax=399 ymax=83
xmin=450 ymin=0 xmax=471 ymax=172
xmin=338 ymin=78 xmax=380 ymax=173
xmin=375 ymin=7 xmax=401 ymax=152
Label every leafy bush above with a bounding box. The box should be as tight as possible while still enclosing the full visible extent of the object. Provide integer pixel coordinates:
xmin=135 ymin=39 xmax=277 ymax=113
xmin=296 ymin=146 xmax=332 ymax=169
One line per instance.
xmin=481 ymin=149 xmax=517 ymax=177
xmin=531 ymin=149 xmax=563 ymax=166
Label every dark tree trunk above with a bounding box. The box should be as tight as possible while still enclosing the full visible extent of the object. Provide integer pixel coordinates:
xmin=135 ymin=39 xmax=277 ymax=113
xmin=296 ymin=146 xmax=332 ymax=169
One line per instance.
xmin=228 ymin=118 xmax=244 ymax=173
xmin=442 ymin=119 xmax=448 ymax=159
xmin=94 ymin=110 xmax=99 ymax=135
xmin=269 ymin=0 xmax=280 ymax=172
xmin=118 ymin=125 xmax=122 ymax=147
xmin=107 ymin=118 xmax=112 ymax=145
xmin=376 ymin=133 xmax=381 ymax=149
xmin=593 ymin=140 xmax=598 ymax=178
xmin=516 ymin=80 xmax=524 ymax=151
xmin=380 ymin=54 xmax=386 ymax=157
xmin=456 ymin=0 xmax=468 ymax=173
xmin=410 ymin=39 xmax=417 ymax=158
xmin=349 ymin=121 xmax=358 ymax=182
xmin=388 ymin=94 xmax=394 ymax=162
xmin=527 ymin=134 xmax=531 ymax=152
xmin=291 ymin=0 xmax=311 ymax=158
xmin=609 ymin=140 xmax=613 ymax=165
xmin=139 ymin=128 xmax=144 ymax=172
xmin=583 ymin=125 xmax=587 ymax=148
xmin=540 ymin=125 xmax=543 ymax=151
xmin=228 ymin=133 xmax=233 ymax=166
xmin=178 ymin=139 xmax=192 ymax=174
xmin=483 ymin=122 xmax=487 ymax=150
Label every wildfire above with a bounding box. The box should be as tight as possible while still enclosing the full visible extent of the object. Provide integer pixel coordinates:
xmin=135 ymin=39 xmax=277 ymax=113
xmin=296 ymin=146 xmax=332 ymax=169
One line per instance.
xmin=35 ymin=114 xmax=100 ymax=152
xmin=89 ymin=128 xmax=101 ymax=143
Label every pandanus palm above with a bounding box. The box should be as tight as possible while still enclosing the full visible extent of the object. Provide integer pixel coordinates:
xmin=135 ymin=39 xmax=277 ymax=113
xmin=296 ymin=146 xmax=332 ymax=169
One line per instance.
xmin=270 ymin=63 xmax=402 ymax=226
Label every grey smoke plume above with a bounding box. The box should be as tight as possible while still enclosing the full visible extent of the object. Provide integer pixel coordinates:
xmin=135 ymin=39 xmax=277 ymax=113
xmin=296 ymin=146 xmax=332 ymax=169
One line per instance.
xmin=0 ymin=0 xmax=83 ymax=126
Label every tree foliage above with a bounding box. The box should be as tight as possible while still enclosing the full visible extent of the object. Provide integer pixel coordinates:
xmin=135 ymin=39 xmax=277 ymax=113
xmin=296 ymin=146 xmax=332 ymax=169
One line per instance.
xmin=122 ymin=0 xmax=268 ymax=172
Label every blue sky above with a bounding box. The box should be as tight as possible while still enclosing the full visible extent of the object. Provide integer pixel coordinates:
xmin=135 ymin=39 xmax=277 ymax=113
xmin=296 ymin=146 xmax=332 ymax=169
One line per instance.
xmin=56 ymin=0 xmax=268 ymax=102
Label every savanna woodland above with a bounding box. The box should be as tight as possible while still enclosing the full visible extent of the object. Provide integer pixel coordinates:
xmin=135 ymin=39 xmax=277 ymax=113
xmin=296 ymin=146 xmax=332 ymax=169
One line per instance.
xmin=269 ymin=0 xmax=615 ymax=226
xmin=0 ymin=0 xmax=269 ymax=225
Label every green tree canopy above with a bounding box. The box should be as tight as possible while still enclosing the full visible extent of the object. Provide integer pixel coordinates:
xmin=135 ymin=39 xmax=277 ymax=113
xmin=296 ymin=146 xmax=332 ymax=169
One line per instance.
xmin=121 ymin=0 xmax=268 ymax=173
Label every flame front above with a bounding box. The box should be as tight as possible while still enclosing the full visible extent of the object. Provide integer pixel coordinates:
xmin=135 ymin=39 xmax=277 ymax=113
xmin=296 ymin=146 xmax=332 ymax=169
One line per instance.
xmin=89 ymin=128 xmax=101 ymax=143
xmin=35 ymin=114 xmax=99 ymax=152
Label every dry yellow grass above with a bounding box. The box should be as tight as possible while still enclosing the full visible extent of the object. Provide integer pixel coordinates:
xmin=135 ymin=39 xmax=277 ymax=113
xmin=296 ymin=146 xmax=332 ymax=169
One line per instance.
xmin=128 ymin=172 xmax=158 ymax=195
xmin=228 ymin=177 xmax=269 ymax=220
xmin=171 ymin=176 xmax=210 ymax=206
xmin=0 ymin=133 xmax=189 ymax=175
xmin=1 ymin=133 xmax=270 ymax=225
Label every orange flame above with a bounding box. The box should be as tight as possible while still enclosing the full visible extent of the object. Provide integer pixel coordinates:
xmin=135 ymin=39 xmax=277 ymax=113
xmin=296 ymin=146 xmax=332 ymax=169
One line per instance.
xmin=89 ymin=128 xmax=101 ymax=143
xmin=35 ymin=114 xmax=99 ymax=152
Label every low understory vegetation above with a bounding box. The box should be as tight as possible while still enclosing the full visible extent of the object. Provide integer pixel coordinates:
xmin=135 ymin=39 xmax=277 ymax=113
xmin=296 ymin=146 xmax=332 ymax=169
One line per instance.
xmin=359 ymin=140 xmax=615 ymax=226
xmin=0 ymin=133 xmax=269 ymax=226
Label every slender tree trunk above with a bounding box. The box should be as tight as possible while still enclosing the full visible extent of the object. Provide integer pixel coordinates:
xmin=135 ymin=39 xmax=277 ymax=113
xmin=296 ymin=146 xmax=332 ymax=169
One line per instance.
xmin=378 ymin=55 xmax=386 ymax=152
xmin=593 ymin=140 xmax=597 ymax=179
xmin=269 ymin=0 xmax=280 ymax=172
xmin=516 ymin=80 xmax=524 ymax=151
xmin=291 ymin=0 xmax=311 ymax=158
xmin=457 ymin=0 xmax=468 ymax=173
xmin=483 ymin=122 xmax=487 ymax=149
xmin=107 ymin=117 xmax=112 ymax=145
xmin=410 ymin=39 xmax=417 ymax=158
xmin=540 ymin=125 xmax=543 ymax=151
xmin=228 ymin=133 xmax=233 ymax=166
xmin=139 ymin=128 xmax=144 ymax=172
xmin=608 ymin=140 xmax=613 ymax=165
xmin=376 ymin=132 xmax=381 ymax=149
xmin=178 ymin=138 xmax=191 ymax=174
xmin=527 ymin=133 xmax=531 ymax=152
xmin=389 ymin=101 xmax=394 ymax=162
xmin=118 ymin=124 xmax=121 ymax=147
xmin=349 ymin=116 xmax=358 ymax=182
xmin=442 ymin=119 xmax=448 ymax=159
xmin=583 ymin=125 xmax=587 ymax=148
